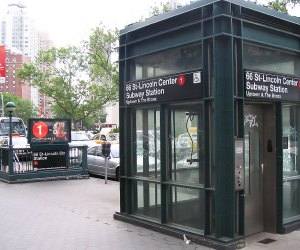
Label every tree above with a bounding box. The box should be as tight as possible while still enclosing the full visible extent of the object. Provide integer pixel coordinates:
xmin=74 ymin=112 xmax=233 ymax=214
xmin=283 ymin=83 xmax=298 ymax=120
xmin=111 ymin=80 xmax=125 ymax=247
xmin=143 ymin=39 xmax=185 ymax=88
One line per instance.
xmin=150 ymin=4 xmax=171 ymax=16
xmin=2 ymin=93 xmax=38 ymax=123
xmin=149 ymin=2 xmax=172 ymax=16
xmin=17 ymin=24 xmax=119 ymax=128
xmin=264 ymin=0 xmax=300 ymax=12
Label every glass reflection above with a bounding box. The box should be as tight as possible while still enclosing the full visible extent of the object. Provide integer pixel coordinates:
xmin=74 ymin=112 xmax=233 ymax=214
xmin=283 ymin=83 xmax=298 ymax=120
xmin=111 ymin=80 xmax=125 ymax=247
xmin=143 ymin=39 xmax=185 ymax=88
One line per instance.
xmin=168 ymin=186 xmax=204 ymax=231
xmin=169 ymin=106 xmax=204 ymax=184
xmin=282 ymin=105 xmax=300 ymax=221
xmin=134 ymin=109 xmax=160 ymax=178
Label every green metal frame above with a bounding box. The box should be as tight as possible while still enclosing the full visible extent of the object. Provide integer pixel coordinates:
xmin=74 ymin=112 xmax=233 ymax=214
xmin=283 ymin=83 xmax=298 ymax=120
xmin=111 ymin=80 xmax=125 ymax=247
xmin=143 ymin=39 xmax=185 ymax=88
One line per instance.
xmin=0 ymin=146 xmax=88 ymax=183
xmin=117 ymin=0 xmax=300 ymax=247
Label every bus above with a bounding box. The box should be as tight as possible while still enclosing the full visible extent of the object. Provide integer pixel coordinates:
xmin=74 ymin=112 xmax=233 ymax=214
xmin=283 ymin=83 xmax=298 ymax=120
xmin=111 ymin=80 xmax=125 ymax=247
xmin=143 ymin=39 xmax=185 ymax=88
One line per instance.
xmin=0 ymin=117 xmax=26 ymax=139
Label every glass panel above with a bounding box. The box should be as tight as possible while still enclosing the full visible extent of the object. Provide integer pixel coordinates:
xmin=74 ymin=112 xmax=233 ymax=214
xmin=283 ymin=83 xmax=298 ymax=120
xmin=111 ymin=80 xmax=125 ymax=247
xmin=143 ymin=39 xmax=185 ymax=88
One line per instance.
xmin=168 ymin=186 xmax=204 ymax=231
xmin=130 ymin=43 xmax=202 ymax=81
xmin=169 ymin=105 xmax=204 ymax=185
xmin=283 ymin=179 xmax=300 ymax=222
xmin=282 ymin=105 xmax=300 ymax=221
xmin=209 ymin=101 xmax=215 ymax=187
xmin=282 ymin=106 xmax=300 ymax=177
xmin=134 ymin=109 xmax=160 ymax=178
xmin=133 ymin=180 xmax=161 ymax=221
xmin=244 ymin=44 xmax=300 ymax=76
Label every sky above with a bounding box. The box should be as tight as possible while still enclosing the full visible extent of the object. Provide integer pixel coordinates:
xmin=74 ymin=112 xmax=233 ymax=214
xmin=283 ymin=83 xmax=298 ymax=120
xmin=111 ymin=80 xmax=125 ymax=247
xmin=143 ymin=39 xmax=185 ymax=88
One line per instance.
xmin=0 ymin=0 xmax=190 ymax=47
xmin=0 ymin=0 xmax=299 ymax=48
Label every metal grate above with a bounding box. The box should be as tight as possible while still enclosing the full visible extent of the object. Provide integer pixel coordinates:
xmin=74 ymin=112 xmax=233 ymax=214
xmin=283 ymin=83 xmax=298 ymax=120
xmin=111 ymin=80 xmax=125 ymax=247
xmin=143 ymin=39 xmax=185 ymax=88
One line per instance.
xmin=258 ymin=238 xmax=277 ymax=244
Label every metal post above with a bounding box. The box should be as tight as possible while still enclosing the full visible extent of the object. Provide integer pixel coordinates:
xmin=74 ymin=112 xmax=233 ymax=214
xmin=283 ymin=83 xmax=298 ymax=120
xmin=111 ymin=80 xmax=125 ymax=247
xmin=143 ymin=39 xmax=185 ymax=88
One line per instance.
xmin=105 ymin=156 xmax=108 ymax=184
xmin=9 ymin=111 xmax=13 ymax=147
xmin=5 ymin=102 xmax=16 ymax=147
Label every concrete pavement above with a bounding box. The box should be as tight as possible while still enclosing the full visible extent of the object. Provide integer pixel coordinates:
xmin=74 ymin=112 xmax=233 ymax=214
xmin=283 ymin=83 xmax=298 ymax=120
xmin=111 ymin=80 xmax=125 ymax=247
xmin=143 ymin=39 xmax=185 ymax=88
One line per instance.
xmin=0 ymin=177 xmax=300 ymax=250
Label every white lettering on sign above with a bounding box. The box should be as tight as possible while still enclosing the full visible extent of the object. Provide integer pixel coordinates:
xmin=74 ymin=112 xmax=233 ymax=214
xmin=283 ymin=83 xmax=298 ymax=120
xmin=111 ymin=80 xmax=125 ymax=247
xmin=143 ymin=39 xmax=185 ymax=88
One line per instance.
xmin=125 ymin=70 xmax=202 ymax=105
xmin=245 ymin=70 xmax=299 ymax=101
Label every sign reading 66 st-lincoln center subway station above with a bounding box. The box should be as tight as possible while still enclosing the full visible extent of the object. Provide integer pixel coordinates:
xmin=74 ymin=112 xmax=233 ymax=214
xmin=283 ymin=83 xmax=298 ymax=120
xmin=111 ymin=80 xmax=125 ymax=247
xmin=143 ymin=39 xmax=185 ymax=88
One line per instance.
xmin=245 ymin=70 xmax=300 ymax=101
xmin=125 ymin=70 xmax=202 ymax=105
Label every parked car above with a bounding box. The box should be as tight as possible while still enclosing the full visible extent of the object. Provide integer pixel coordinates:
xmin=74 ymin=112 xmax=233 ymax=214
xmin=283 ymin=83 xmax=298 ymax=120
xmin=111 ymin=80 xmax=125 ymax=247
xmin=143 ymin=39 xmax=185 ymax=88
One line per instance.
xmin=87 ymin=144 xmax=120 ymax=180
xmin=70 ymin=131 xmax=97 ymax=147
xmin=87 ymin=144 xmax=160 ymax=180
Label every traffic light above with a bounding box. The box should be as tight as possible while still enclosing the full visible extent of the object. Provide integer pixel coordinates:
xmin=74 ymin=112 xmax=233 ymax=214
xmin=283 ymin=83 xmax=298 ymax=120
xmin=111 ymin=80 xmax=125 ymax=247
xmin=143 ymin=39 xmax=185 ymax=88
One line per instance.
xmin=102 ymin=143 xmax=111 ymax=157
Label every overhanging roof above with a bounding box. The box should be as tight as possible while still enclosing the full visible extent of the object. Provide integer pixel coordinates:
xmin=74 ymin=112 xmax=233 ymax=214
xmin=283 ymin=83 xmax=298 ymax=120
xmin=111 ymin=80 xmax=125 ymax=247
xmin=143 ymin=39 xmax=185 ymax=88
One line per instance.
xmin=120 ymin=0 xmax=300 ymax=35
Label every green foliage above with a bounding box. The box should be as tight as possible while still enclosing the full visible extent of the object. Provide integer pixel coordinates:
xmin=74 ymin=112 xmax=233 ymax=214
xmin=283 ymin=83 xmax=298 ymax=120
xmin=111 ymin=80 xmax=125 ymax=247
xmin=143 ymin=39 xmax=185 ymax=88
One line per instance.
xmin=149 ymin=2 xmax=172 ymax=16
xmin=268 ymin=0 xmax=288 ymax=12
xmin=17 ymin=24 xmax=119 ymax=128
xmin=111 ymin=127 xmax=119 ymax=133
xmin=267 ymin=0 xmax=300 ymax=12
xmin=99 ymin=113 xmax=107 ymax=123
xmin=1 ymin=93 xmax=38 ymax=123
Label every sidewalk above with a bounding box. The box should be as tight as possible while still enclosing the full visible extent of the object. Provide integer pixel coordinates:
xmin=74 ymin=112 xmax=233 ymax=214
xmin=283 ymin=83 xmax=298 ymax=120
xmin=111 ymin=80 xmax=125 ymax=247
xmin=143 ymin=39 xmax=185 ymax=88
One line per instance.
xmin=0 ymin=178 xmax=299 ymax=250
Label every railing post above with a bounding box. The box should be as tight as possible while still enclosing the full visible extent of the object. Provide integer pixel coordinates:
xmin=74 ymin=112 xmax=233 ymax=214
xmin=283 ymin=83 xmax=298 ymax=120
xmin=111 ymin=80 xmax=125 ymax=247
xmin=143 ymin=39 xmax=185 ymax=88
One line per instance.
xmin=8 ymin=148 xmax=14 ymax=175
xmin=81 ymin=146 xmax=88 ymax=175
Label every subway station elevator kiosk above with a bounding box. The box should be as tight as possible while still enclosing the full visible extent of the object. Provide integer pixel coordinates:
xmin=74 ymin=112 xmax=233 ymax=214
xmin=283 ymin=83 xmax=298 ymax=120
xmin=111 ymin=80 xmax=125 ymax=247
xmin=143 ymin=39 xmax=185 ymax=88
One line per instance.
xmin=114 ymin=0 xmax=300 ymax=248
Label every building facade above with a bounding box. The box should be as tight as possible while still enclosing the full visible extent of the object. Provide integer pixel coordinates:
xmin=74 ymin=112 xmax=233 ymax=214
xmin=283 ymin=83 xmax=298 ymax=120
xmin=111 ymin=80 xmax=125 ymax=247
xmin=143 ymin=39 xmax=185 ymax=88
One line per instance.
xmin=0 ymin=3 xmax=54 ymax=114
xmin=115 ymin=0 xmax=300 ymax=248
xmin=2 ymin=48 xmax=31 ymax=99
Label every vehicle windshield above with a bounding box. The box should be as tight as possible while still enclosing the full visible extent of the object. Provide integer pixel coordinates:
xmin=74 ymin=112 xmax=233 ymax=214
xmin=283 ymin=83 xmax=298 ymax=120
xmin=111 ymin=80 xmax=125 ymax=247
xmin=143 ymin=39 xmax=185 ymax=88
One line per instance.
xmin=107 ymin=134 xmax=119 ymax=141
xmin=110 ymin=144 xmax=120 ymax=158
xmin=71 ymin=132 xmax=90 ymax=141
xmin=0 ymin=119 xmax=26 ymax=136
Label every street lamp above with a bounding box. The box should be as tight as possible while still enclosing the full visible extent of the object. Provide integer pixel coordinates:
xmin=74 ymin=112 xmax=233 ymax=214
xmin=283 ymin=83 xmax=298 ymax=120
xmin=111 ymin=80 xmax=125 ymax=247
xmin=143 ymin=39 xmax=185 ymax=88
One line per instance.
xmin=5 ymin=102 xmax=16 ymax=147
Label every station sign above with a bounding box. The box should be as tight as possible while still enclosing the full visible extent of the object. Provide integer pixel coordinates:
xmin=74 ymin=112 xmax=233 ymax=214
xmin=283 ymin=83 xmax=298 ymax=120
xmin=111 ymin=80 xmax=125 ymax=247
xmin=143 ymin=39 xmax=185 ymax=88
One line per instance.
xmin=244 ymin=70 xmax=300 ymax=101
xmin=124 ymin=70 xmax=202 ymax=106
xmin=28 ymin=118 xmax=71 ymax=144
xmin=32 ymin=150 xmax=67 ymax=171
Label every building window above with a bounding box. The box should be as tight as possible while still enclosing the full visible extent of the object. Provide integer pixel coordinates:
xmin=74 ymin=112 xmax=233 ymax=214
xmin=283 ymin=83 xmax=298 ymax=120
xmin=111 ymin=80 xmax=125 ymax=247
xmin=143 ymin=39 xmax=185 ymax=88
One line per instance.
xmin=134 ymin=108 xmax=160 ymax=179
xmin=243 ymin=43 xmax=300 ymax=76
xmin=130 ymin=43 xmax=202 ymax=81
xmin=169 ymin=105 xmax=204 ymax=185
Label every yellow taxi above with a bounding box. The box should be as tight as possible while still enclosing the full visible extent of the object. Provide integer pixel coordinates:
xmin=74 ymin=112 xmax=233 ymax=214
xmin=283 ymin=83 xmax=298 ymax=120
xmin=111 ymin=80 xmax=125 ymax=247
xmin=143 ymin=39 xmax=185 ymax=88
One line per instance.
xmin=93 ymin=133 xmax=119 ymax=144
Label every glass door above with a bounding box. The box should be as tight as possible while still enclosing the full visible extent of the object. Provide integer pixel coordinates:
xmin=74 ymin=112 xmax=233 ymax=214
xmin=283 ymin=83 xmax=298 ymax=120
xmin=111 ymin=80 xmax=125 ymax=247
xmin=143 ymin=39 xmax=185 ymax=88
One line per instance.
xmin=166 ymin=104 xmax=205 ymax=231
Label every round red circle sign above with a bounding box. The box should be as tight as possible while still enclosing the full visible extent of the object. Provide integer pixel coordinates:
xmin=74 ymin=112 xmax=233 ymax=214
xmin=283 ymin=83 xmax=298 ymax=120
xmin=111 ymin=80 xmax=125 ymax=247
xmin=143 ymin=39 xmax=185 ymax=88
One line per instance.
xmin=32 ymin=121 xmax=48 ymax=138
xmin=177 ymin=75 xmax=185 ymax=86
